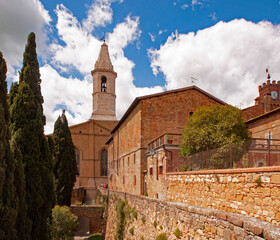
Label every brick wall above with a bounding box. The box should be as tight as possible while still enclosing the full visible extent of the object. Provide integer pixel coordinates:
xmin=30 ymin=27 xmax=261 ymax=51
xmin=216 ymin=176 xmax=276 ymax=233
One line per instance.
xmin=166 ymin=167 xmax=280 ymax=226
xmin=105 ymin=190 xmax=280 ymax=240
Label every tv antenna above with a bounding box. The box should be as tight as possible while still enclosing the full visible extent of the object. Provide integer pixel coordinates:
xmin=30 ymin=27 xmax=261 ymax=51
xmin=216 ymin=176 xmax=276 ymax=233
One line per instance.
xmin=191 ymin=76 xmax=198 ymax=85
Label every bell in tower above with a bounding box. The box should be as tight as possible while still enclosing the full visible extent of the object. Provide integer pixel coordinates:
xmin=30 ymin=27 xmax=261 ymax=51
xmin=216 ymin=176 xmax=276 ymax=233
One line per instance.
xmin=90 ymin=42 xmax=117 ymax=121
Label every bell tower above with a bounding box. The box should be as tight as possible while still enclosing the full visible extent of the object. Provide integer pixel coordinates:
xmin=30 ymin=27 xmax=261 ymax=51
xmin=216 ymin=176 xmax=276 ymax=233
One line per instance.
xmin=90 ymin=42 xmax=117 ymax=120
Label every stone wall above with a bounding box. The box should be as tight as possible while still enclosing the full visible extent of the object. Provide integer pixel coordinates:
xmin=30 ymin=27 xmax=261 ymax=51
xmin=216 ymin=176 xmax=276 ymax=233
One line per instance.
xmin=105 ymin=190 xmax=280 ymax=240
xmin=166 ymin=167 xmax=280 ymax=226
xmin=70 ymin=205 xmax=105 ymax=234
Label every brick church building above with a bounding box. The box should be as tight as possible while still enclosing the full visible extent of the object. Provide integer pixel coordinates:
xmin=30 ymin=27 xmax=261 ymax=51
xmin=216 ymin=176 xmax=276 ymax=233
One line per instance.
xmin=70 ymin=43 xmax=280 ymax=202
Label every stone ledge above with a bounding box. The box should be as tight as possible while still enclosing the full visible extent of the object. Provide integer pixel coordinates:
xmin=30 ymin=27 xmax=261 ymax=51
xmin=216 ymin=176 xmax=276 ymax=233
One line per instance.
xmin=166 ymin=166 xmax=280 ymax=175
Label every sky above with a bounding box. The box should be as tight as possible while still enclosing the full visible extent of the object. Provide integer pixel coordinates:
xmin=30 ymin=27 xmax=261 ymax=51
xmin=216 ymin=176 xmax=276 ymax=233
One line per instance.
xmin=1 ymin=0 xmax=280 ymax=134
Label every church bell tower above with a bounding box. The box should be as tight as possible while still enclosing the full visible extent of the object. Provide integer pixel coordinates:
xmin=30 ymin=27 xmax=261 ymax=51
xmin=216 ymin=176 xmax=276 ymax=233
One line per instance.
xmin=90 ymin=42 xmax=117 ymax=120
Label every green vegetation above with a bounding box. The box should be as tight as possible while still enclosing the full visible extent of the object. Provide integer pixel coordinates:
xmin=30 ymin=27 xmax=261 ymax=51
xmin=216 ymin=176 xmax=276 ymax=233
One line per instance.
xmin=129 ymin=227 xmax=134 ymax=235
xmin=53 ymin=112 xmax=77 ymax=206
xmin=132 ymin=210 xmax=138 ymax=219
xmin=88 ymin=233 xmax=103 ymax=240
xmin=160 ymin=225 xmax=163 ymax=230
xmin=50 ymin=205 xmax=78 ymax=240
xmin=156 ymin=233 xmax=167 ymax=240
xmin=255 ymin=176 xmax=263 ymax=187
xmin=0 ymin=51 xmax=18 ymax=239
xmin=114 ymin=199 xmax=125 ymax=240
xmin=174 ymin=228 xmax=181 ymax=238
xmin=180 ymin=105 xmax=250 ymax=169
xmin=10 ymin=32 xmax=55 ymax=239
xmin=141 ymin=216 xmax=146 ymax=224
xmin=153 ymin=220 xmax=158 ymax=228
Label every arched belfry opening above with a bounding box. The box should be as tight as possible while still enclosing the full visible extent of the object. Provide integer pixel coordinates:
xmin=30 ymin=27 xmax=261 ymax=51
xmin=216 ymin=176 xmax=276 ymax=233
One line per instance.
xmin=101 ymin=149 xmax=108 ymax=176
xmin=101 ymin=76 xmax=107 ymax=92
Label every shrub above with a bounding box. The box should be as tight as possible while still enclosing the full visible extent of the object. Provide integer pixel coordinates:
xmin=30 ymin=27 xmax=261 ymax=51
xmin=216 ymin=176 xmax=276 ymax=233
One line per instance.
xmin=50 ymin=205 xmax=78 ymax=240
xmin=174 ymin=228 xmax=181 ymax=238
xmin=88 ymin=233 xmax=103 ymax=240
xmin=156 ymin=233 xmax=167 ymax=240
xmin=141 ymin=216 xmax=146 ymax=224
xmin=153 ymin=220 xmax=157 ymax=228
xmin=132 ymin=210 xmax=138 ymax=219
xmin=129 ymin=227 xmax=134 ymax=235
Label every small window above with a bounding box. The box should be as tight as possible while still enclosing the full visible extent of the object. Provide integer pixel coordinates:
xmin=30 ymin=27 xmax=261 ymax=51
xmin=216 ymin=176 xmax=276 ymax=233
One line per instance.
xmin=123 ymin=176 xmax=125 ymax=185
xmin=128 ymin=157 xmax=130 ymax=166
xmin=150 ymin=167 xmax=153 ymax=175
xmin=75 ymin=148 xmax=80 ymax=175
xmin=133 ymin=175 xmax=136 ymax=186
xmin=134 ymin=154 xmax=136 ymax=164
xmin=101 ymin=76 xmax=107 ymax=92
xmin=159 ymin=166 xmax=163 ymax=174
xmin=101 ymin=149 xmax=108 ymax=176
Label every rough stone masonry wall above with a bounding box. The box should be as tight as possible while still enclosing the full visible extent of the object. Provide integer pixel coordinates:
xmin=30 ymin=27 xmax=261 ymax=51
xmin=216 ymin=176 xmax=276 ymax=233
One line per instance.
xmin=166 ymin=167 xmax=280 ymax=226
xmin=105 ymin=190 xmax=280 ymax=240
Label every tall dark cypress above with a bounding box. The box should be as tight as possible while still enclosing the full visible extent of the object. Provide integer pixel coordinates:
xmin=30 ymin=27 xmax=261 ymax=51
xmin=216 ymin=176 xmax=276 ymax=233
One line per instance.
xmin=10 ymin=82 xmax=43 ymax=239
xmin=0 ymin=52 xmax=18 ymax=239
xmin=53 ymin=112 xmax=77 ymax=206
xmin=10 ymin=32 xmax=54 ymax=239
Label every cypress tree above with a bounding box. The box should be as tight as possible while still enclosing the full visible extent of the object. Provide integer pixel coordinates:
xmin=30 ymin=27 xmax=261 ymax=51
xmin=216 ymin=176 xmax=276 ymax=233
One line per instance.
xmin=53 ymin=112 xmax=77 ymax=206
xmin=10 ymin=82 xmax=43 ymax=239
xmin=10 ymin=32 xmax=55 ymax=239
xmin=10 ymin=138 xmax=31 ymax=240
xmin=0 ymin=52 xmax=18 ymax=239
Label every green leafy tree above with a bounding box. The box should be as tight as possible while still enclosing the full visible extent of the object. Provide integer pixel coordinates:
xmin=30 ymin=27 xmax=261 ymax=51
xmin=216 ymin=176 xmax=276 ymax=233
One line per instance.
xmin=0 ymin=52 xmax=18 ymax=239
xmin=53 ymin=112 xmax=77 ymax=206
xmin=180 ymin=105 xmax=250 ymax=168
xmin=50 ymin=205 xmax=78 ymax=240
xmin=10 ymin=32 xmax=55 ymax=239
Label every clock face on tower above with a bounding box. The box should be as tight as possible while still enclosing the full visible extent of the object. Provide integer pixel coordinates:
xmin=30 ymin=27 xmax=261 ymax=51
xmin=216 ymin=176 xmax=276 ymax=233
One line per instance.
xmin=271 ymin=91 xmax=278 ymax=100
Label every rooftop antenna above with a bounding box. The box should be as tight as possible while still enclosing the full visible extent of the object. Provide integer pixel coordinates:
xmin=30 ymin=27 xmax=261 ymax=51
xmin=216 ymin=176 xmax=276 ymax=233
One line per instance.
xmin=266 ymin=67 xmax=271 ymax=80
xmin=191 ymin=76 xmax=198 ymax=85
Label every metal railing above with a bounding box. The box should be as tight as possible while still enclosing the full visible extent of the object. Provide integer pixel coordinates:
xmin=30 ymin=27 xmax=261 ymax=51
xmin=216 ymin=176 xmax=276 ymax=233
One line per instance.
xmin=180 ymin=138 xmax=280 ymax=170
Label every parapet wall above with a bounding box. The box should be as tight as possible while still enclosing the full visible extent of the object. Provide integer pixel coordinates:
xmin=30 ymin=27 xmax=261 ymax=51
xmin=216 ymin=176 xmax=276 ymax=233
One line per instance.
xmin=166 ymin=166 xmax=280 ymax=226
xmin=105 ymin=190 xmax=280 ymax=240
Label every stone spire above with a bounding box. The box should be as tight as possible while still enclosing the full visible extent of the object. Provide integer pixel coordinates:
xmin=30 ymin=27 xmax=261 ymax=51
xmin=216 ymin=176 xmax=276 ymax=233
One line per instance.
xmin=94 ymin=42 xmax=114 ymax=70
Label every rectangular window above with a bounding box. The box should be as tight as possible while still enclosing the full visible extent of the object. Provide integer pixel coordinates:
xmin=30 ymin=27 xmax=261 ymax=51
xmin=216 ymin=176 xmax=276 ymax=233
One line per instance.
xmin=134 ymin=154 xmax=136 ymax=164
xmin=150 ymin=167 xmax=153 ymax=175
xmin=123 ymin=176 xmax=125 ymax=185
xmin=159 ymin=166 xmax=163 ymax=174
xmin=133 ymin=175 xmax=136 ymax=186
xmin=128 ymin=157 xmax=130 ymax=166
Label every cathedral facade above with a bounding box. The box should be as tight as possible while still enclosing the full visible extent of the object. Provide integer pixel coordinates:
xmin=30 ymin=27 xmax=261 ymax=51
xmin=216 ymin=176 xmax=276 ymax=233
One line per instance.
xmin=70 ymin=43 xmax=118 ymax=203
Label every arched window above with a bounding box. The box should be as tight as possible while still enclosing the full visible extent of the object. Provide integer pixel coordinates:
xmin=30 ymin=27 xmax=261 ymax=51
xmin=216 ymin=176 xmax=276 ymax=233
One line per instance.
xmin=101 ymin=149 xmax=108 ymax=176
xmin=101 ymin=76 xmax=107 ymax=92
xmin=75 ymin=148 xmax=80 ymax=175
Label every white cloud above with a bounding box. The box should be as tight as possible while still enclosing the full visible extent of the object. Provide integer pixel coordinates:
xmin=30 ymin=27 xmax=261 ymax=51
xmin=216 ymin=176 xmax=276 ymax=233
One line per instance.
xmin=181 ymin=4 xmax=189 ymax=10
xmin=0 ymin=0 xmax=51 ymax=73
xmin=159 ymin=29 xmax=167 ymax=35
xmin=41 ymin=4 xmax=162 ymax=133
xmin=148 ymin=19 xmax=280 ymax=109
xmin=149 ymin=32 xmax=156 ymax=42
xmin=40 ymin=64 xmax=92 ymax=133
xmin=82 ymin=0 xmax=113 ymax=32
xmin=209 ymin=12 xmax=217 ymax=21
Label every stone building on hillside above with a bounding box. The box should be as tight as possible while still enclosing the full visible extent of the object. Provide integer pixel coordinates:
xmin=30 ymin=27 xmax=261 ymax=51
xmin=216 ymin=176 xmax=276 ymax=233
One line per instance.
xmin=69 ymin=42 xmax=118 ymax=203
xmin=106 ymin=87 xmax=226 ymax=196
